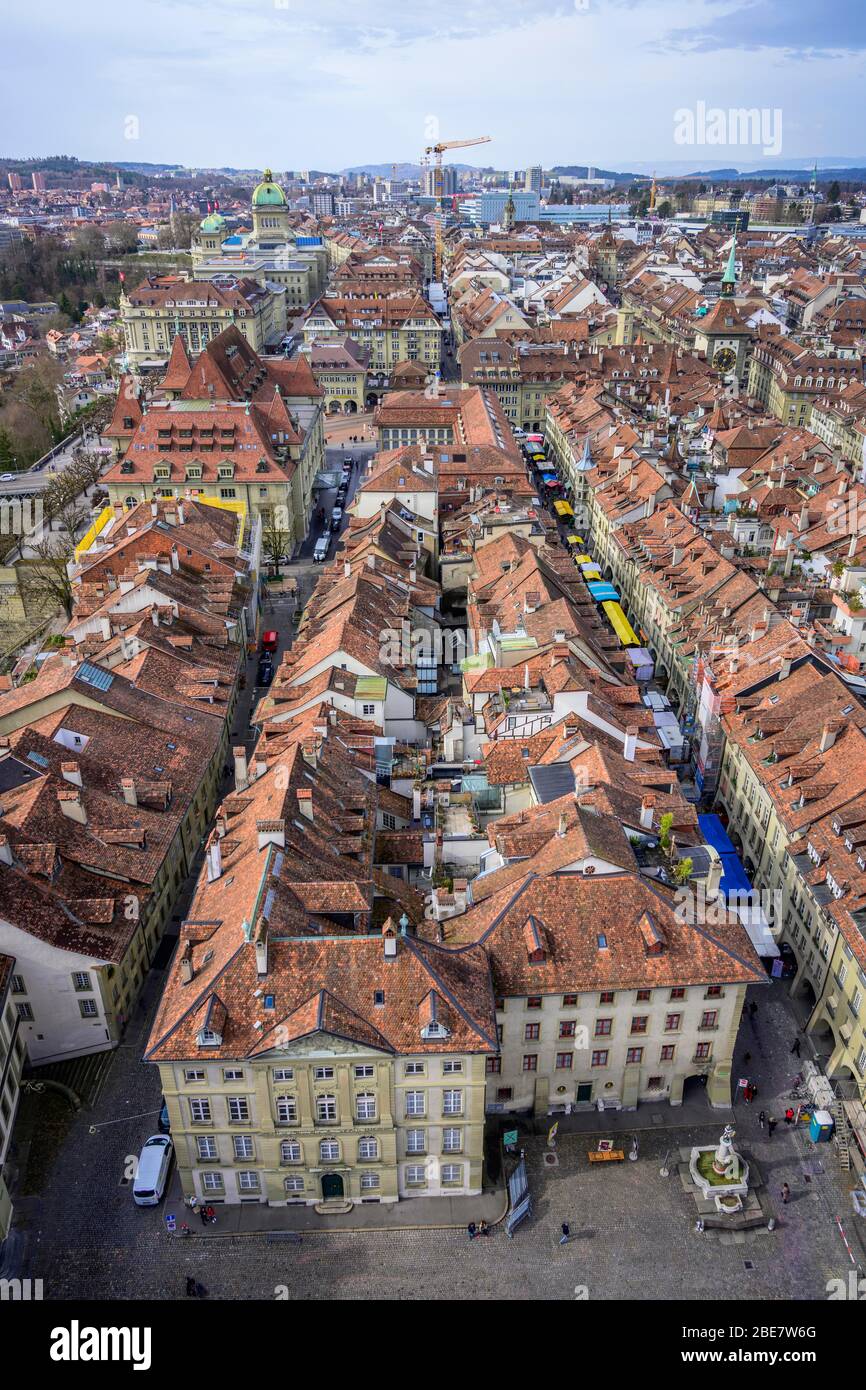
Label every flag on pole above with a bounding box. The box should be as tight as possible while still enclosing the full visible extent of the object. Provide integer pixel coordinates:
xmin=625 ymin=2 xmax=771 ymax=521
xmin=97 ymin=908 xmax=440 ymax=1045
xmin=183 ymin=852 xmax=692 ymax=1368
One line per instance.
xmin=547 ymin=1122 xmax=559 ymax=1146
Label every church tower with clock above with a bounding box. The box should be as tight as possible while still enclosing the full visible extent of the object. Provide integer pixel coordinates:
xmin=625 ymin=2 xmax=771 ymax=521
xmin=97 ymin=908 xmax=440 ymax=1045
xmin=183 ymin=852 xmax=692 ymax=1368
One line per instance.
xmin=692 ymin=238 xmax=753 ymax=383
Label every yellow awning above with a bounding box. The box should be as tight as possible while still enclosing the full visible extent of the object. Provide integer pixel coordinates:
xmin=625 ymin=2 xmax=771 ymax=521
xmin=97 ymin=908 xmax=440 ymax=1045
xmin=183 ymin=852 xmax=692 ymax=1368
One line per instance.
xmin=554 ymin=500 xmax=574 ymax=518
xmin=566 ymin=534 xmax=585 ymax=546
xmin=602 ymin=600 xmax=640 ymax=647
xmin=575 ymin=553 xmax=593 ymax=564
xmin=582 ymin=568 xmax=602 ymax=581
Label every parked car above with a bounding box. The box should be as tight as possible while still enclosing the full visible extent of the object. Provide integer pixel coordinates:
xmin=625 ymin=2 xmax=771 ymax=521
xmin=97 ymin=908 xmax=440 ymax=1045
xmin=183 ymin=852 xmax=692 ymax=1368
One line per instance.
xmin=313 ymin=535 xmax=330 ymax=562
xmin=132 ymin=1135 xmax=173 ymax=1207
xmin=330 ymin=507 xmax=343 ymax=532
xmin=260 ymin=630 xmax=278 ymax=654
xmin=257 ymin=660 xmax=274 ymax=687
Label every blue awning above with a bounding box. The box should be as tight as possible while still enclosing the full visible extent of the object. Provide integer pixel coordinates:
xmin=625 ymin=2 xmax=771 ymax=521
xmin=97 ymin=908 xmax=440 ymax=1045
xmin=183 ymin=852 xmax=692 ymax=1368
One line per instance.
xmin=539 ymin=472 xmax=557 ymax=482
xmin=587 ymin=582 xmax=619 ymax=602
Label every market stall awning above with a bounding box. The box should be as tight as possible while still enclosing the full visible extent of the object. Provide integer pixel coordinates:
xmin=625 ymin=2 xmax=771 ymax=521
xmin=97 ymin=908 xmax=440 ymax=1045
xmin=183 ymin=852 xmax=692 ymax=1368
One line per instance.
xmin=587 ymin=581 xmax=619 ymax=602
xmin=553 ymin=499 xmax=574 ymax=518
xmin=565 ymin=534 xmax=584 ymax=546
xmin=602 ymin=600 xmax=640 ymax=646
xmin=583 ymin=568 xmax=602 ymax=581
xmin=575 ymin=554 xmax=593 ymax=564
xmin=544 ymin=478 xmax=561 ymax=488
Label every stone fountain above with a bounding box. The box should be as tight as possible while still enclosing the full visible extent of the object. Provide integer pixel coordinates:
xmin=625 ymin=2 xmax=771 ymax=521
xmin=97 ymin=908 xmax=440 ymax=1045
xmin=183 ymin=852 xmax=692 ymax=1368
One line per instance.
xmin=688 ymin=1124 xmax=750 ymax=1213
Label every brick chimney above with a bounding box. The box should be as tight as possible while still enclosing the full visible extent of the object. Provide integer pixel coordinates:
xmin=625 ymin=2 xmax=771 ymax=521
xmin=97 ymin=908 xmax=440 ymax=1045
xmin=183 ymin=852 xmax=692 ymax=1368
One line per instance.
xmin=640 ymin=794 xmax=655 ymax=829
xmin=206 ymin=830 xmax=222 ymax=882
xmin=120 ymin=777 xmax=137 ymax=806
xmin=623 ymin=725 xmax=638 ymax=762
xmin=819 ymin=719 xmax=843 ymax=754
xmin=234 ymin=745 xmax=249 ymax=792
xmin=179 ymin=942 xmax=194 ymax=985
xmin=61 ymin=760 xmax=82 ymax=788
xmin=706 ymin=854 xmax=723 ymax=900
xmin=57 ymin=787 xmax=87 ymax=824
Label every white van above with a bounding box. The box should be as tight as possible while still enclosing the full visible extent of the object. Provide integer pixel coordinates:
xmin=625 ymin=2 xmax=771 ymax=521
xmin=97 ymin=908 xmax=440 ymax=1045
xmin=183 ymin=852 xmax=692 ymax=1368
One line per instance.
xmin=313 ymin=535 xmax=330 ymax=562
xmin=133 ymin=1134 xmax=173 ymax=1206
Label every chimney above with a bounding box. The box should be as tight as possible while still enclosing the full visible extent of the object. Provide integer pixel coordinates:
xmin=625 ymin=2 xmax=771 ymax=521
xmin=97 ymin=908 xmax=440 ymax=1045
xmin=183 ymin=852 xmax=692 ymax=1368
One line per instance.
xmin=255 ymin=923 xmax=269 ymax=977
xmin=204 ymin=831 xmax=222 ymax=881
xmin=623 ymin=725 xmax=638 ymax=762
xmin=120 ymin=777 xmax=137 ymax=806
xmin=820 ymin=719 xmax=842 ymax=754
xmin=344 ymin=561 xmax=351 ymax=577
xmin=409 ymin=565 xmax=417 ymax=583
xmin=171 ymin=543 xmax=179 ymax=571
xmin=779 ymin=657 xmax=792 ymax=682
xmin=234 ymin=745 xmax=249 ymax=792
xmin=296 ymin=787 xmax=314 ymax=820
xmin=150 ymin=501 xmax=158 ymax=518
xmin=640 ymin=794 xmax=655 ymax=829
xmin=557 ymin=810 xmax=568 ymax=837
xmin=57 ymin=787 xmax=87 ymax=824
xmin=783 ymin=546 xmax=794 ymax=578
xmin=706 ymin=854 xmax=723 ymax=900
xmin=256 ymin=818 xmax=286 ymax=850
xmin=100 ymin=617 xmax=111 ymax=641
xmin=671 ymin=547 xmax=684 ymax=567
xmin=383 ymin=918 xmax=398 ymax=959
xmin=254 ymin=753 xmax=267 ymax=780
xmin=151 ymin=607 xmax=159 ymax=628
xmin=61 ymin=760 xmax=82 ymax=788
xmin=301 ymin=740 xmax=318 ymax=769
xmin=177 ymin=500 xmax=185 ymax=525
xmin=848 ymin=532 xmax=858 ymax=560
xmin=180 ymin=944 xmax=194 ymax=985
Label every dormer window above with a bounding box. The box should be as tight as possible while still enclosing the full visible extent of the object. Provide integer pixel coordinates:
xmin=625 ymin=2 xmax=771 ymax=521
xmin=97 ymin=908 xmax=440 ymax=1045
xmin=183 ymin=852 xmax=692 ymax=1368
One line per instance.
xmin=198 ymin=1027 xmax=220 ymax=1047
xmin=421 ymin=1019 xmax=451 ymax=1040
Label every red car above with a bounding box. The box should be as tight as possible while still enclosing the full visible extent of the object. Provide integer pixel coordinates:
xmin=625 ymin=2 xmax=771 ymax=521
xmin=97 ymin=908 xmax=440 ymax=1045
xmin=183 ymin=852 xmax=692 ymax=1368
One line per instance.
xmin=261 ymin=630 xmax=278 ymax=654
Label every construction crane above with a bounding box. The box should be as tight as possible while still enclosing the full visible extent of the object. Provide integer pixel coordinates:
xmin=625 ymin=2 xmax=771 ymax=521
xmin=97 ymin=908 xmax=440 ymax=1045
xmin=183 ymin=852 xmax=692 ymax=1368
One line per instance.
xmin=424 ymin=135 xmax=491 ymax=282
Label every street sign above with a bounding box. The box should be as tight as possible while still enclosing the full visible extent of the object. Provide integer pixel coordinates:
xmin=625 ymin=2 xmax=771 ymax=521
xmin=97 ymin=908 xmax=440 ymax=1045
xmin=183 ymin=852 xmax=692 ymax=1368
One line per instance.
xmin=503 ymin=1129 xmax=518 ymax=1148
xmin=165 ymin=1214 xmax=177 ymax=1233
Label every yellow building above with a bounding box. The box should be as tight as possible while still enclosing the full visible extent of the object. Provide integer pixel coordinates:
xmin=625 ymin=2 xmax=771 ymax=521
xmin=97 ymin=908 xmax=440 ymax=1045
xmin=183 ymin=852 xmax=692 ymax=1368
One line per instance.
xmin=147 ymin=919 xmax=494 ymax=1208
xmin=121 ymin=275 xmax=286 ymax=365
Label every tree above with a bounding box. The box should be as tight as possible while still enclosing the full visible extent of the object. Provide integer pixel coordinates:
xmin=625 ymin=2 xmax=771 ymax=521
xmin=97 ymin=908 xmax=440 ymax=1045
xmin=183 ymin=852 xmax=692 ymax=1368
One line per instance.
xmin=828 ymin=180 xmax=841 ymax=204
xmin=0 ymin=428 xmax=15 ymax=471
xmin=659 ymin=812 xmax=674 ymax=851
xmin=260 ymin=504 xmax=293 ymax=576
xmin=21 ymin=534 xmax=77 ymax=618
xmin=73 ymin=227 xmax=106 ymax=259
xmin=656 ymin=200 xmax=673 ymax=219
xmin=673 ymin=857 xmax=693 ymax=886
xmin=104 ymin=223 xmax=141 ymax=255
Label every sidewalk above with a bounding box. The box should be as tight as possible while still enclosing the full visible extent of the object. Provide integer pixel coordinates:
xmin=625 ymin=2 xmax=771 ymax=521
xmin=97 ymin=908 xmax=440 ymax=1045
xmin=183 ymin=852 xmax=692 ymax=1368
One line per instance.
xmin=163 ymin=1169 xmax=507 ymax=1237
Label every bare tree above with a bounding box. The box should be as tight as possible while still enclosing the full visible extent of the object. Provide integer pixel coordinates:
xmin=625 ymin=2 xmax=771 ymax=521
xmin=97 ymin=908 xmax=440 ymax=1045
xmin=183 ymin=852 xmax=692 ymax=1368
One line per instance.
xmin=22 ymin=534 xmax=76 ymax=618
xmin=260 ymin=505 xmax=293 ymax=577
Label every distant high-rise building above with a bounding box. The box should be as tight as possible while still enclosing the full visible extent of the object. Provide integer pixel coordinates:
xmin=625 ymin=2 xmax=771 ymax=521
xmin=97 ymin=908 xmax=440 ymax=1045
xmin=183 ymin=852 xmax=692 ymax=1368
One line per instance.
xmin=31 ymin=172 xmax=46 ymax=192
xmin=7 ymin=173 xmax=22 ymax=192
xmin=311 ymin=191 xmax=334 ymax=216
xmin=524 ymin=165 xmax=543 ymax=193
xmin=423 ymin=165 xmax=457 ymax=198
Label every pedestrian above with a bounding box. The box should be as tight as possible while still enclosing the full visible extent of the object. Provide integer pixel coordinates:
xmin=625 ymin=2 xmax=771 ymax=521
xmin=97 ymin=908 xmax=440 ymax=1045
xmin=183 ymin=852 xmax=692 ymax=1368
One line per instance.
xmin=205 ymin=1205 xmax=216 ymax=1225
xmin=185 ymin=1276 xmax=197 ymax=1297
xmin=467 ymin=1222 xmax=477 ymax=1240
xmin=780 ymin=1182 xmax=790 ymax=1205
xmin=199 ymin=1206 xmax=209 ymax=1227
xmin=758 ymin=1110 xmax=766 ymax=1130
xmin=559 ymin=1222 xmax=570 ymax=1245
xmin=749 ymin=1001 xmax=758 ymax=1019
xmin=744 ymin=1083 xmax=752 ymax=1104
xmin=476 ymin=1219 xmax=489 ymax=1238
xmin=768 ymin=1116 xmax=777 ymax=1137
xmin=743 ymin=1051 xmax=752 ymax=1065
xmin=791 ymin=1037 xmax=801 ymax=1058
xmin=784 ymin=1107 xmax=795 ymax=1125
xmin=179 ymin=1223 xmax=190 ymax=1238
xmin=194 ymin=1281 xmax=207 ymax=1298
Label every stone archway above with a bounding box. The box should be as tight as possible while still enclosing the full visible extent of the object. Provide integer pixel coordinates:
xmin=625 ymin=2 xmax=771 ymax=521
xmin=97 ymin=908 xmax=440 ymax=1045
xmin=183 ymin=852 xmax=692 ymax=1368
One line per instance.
xmin=365 ymin=392 xmax=379 ymax=409
xmin=343 ymin=399 xmax=358 ymax=415
xmin=328 ymin=399 xmax=343 ymax=415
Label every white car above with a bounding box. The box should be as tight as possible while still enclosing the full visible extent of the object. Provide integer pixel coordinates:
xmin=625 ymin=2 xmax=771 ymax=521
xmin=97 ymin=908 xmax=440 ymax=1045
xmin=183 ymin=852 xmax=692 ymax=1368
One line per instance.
xmin=313 ymin=536 xmax=330 ymax=562
xmin=132 ymin=1134 xmax=173 ymax=1206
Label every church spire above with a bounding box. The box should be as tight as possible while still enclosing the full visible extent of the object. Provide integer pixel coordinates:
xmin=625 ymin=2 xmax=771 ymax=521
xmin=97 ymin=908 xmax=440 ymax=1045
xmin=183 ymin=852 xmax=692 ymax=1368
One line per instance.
xmin=720 ymin=236 xmax=737 ymax=299
xmin=502 ymin=182 xmax=516 ymax=233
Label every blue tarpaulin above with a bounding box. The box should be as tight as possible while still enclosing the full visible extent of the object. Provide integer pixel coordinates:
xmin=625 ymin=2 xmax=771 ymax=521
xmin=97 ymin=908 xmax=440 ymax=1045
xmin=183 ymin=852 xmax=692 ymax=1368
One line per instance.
xmin=587 ymin=582 xmax=620 ymax=602
xmin=697 ymin=813 xmax=752 ymax=896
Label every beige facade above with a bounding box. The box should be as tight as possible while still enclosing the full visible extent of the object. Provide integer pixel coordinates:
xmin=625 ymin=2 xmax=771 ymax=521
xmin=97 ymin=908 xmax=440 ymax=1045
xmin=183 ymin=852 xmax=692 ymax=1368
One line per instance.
xmin=158 ymin=1038 xmax=486 ymax=1206
xmin=121 ymin=282 xmax=285 ymax=364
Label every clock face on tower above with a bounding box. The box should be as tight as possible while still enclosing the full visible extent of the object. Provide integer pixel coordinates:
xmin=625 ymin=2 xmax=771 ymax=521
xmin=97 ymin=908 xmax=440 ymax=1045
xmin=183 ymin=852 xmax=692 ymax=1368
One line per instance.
xmin=713 ymin=346 xmax=737 ymax=372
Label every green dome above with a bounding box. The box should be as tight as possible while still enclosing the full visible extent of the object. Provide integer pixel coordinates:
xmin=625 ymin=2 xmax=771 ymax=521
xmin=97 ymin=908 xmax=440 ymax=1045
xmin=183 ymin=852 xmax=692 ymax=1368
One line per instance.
xmin=200 ymin=213 xmax=226 ymax=233
xmin=252 ymin=168 xmax=286 ymax=207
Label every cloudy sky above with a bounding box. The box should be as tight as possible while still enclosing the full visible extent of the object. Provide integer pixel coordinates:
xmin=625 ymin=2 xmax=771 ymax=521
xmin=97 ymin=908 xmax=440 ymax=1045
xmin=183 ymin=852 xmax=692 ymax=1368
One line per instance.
xmin=5 ymin=0 xmax=866 ymax=172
